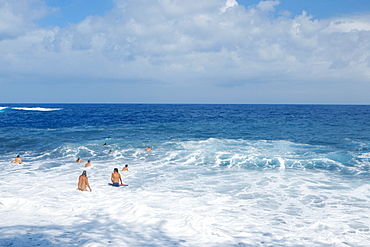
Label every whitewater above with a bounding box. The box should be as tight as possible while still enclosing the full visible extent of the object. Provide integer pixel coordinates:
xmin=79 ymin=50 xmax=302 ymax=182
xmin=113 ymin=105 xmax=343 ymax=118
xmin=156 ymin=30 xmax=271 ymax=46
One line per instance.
xmin=1 ymin=104 xmax=370 ymax=246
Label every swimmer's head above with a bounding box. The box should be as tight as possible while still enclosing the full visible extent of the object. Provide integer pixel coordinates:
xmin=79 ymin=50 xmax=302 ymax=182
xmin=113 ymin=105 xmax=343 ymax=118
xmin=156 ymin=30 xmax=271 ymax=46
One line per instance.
xmin=82 ymin=170 xmax=87 ymax=176
xmin=114 ymin=168 xmax=118 ymax=172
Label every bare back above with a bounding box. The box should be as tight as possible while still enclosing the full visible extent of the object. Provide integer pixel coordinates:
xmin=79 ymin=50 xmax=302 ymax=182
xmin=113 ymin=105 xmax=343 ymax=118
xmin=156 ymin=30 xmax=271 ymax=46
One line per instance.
xmin=12 ymin=157 xmax=22 ymax=164
xmin=78 ymin=175 xmax=91 ymax=191
xmin=111 ymin=172 xmax=122 ymax=183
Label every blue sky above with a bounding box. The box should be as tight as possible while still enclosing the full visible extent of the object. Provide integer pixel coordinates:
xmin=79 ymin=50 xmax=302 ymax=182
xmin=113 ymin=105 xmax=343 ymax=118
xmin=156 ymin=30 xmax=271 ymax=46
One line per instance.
xmin=37 ymin=0 xmax=114 ymax=27
xmin=39 ymin=0 xmax=370 ymax=27
xmin=1 ymin=0 xmax=370 ymax=104
xmin=242 ymin=0 xmax=370 ymax=18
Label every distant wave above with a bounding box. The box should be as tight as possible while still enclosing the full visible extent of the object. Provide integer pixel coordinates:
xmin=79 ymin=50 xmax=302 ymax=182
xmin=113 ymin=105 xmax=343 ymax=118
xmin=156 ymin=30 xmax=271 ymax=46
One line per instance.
xmin=12 ymin=107 xmax=62 ymax=112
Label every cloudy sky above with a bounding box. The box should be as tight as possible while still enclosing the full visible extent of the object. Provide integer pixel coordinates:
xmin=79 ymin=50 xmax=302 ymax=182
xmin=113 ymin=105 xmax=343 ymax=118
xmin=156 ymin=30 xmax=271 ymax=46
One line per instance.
xmin=1 ymin=0 xmax=369 ymax=104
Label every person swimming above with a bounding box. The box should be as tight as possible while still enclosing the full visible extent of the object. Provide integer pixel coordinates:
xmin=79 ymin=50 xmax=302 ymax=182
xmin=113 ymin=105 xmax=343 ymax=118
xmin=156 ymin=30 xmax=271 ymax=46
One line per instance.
xmin=122 ymin=164 xmax=128 ymax=171
xmin=78 ymin=170 xmax=92 ymax=191
xmin=84 ymin=160 xmax=91 ymax=167
xmin=145 ymin=146 xmax=152 ymax=151
xmin=76 ymin=157 xmax=84 ymax=163
xmin=111 ymin=168 xmax=123 ymax=186
xmin=11 ymin=155 xmax=22 ymax=164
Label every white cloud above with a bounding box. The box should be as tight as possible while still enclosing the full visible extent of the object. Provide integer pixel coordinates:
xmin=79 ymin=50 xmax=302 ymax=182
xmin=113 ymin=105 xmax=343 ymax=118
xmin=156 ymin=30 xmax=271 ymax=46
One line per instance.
xmin=256 ymin=0 xmax=280 ymax=13
xmin=221 ymin=0 xmax=238 ymax=12
xmin=0 ymin=0 xmax=52 ymax=39
xmin=0 ymin=0 xmax=370 ymax=103
xmin=327 ymin=17 xmax=370 ymax=33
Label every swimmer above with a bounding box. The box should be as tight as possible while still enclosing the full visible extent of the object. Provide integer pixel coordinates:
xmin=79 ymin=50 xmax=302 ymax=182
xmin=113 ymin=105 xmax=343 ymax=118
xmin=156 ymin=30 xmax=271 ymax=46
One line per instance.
xmin=84 ymin=160 xmax=91 ymax=167
xmin=11 ymin=155 xmax=22 ymax=164
xmin=76 ymin=157 xmax=84 ymax=163
xmin=111 ymin=168 xmax=123 ymax=186
xmin=103 ymin=143 xmax=108 ymax=146
xmin=122 ymin=164 xmax=128 ymax=171
xmin=108 ymin=150 xmax=113 ymax=154
xmin=78 ymin=170 xmax=92 ymax=191
xmin=145 ymin=146 xmax=152 ymax=151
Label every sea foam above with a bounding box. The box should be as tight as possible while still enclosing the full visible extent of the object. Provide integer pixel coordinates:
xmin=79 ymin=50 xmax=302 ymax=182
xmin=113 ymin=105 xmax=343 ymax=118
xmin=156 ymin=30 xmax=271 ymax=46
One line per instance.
xmin=12 ymin=107 xmax=62 ymax=111
xmin=1 ymin=104 xmax=370 ymax=246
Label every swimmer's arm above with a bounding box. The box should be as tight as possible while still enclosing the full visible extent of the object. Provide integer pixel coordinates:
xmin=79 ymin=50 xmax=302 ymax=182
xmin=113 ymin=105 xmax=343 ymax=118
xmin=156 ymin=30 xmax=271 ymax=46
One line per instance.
xmin=86 ymin=179 xmax=92 ymax=191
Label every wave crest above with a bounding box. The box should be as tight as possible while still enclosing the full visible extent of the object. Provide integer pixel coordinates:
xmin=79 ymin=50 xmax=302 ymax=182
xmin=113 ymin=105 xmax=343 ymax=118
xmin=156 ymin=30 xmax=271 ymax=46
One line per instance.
xmin=12 ymin=107 xmax=62 ymax=111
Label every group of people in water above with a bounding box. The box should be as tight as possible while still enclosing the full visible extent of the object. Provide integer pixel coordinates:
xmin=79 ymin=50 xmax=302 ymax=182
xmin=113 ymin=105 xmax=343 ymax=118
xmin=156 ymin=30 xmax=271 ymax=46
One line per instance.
xmin=11 ymin=144 xmax=153 ymax=192
xmin=76 ymin=158 xmax=93 ymax=168
xmin=77 ymin=167 xmax=123 ymax=192
xmin=76 ymin=144 xmax=152 ymax=192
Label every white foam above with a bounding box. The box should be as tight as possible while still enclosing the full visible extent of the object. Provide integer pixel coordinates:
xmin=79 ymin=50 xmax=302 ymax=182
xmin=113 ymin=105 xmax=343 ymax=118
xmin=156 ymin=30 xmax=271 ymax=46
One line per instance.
xmin=278 ymin=157 xmax=285 ymax=170
xmin=12 ymin=107 xmax=62 ymax=111
xmin=1 ymin=139 xmax=370 ymax=246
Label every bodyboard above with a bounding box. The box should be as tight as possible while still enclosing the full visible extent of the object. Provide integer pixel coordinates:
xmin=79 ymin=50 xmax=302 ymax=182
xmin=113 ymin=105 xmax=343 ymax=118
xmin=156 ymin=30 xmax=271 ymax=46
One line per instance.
xmin=108 ymin=183 xmax=128 ymax=187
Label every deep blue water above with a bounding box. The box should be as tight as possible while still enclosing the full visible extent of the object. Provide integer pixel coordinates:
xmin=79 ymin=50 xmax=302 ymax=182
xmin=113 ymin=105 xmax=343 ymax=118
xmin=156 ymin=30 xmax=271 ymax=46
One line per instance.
xmin=1 ymin=104 xmax=370 ymax=176
xmin=2 ymin=104 xmax=370 ymax=246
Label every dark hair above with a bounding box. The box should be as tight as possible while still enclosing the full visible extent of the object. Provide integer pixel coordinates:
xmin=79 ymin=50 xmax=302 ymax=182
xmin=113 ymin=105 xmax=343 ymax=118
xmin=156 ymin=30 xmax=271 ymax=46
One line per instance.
xmin=82 ymin=170 xmax=87 ymax=176
xmin=114 ymin=168 xmax=118 ymax=172
xmin=125 ymin=164 xmax=128 ymax=167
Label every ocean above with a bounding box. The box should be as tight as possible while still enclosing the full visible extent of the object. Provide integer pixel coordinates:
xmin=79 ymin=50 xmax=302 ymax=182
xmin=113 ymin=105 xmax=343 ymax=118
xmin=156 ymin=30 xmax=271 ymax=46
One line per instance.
xmin=1 ymin=104 xmax=370 ymax=246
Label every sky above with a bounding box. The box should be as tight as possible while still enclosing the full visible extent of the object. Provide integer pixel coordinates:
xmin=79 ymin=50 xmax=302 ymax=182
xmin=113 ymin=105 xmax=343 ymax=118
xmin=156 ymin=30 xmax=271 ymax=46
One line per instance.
xmin=0 ymin=0 xmax=369 ymax=104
